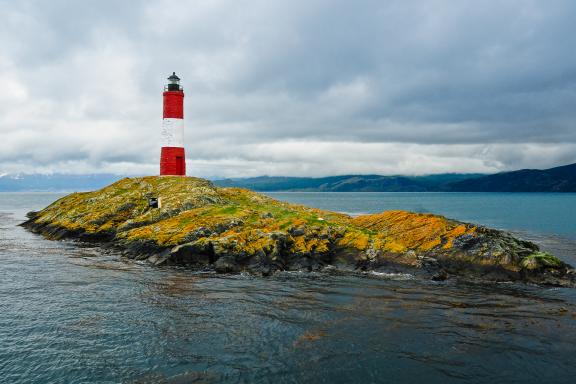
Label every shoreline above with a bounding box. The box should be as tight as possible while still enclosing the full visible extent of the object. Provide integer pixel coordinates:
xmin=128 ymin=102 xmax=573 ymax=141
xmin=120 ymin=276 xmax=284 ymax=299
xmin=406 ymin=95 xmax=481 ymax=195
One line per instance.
xmin=20 ymin=176 xmax=576 ymax=287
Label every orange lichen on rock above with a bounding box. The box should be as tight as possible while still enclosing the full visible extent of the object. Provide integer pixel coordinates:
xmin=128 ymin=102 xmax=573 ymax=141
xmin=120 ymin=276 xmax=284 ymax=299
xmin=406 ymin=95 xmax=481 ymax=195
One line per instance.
xmin=337 ymin=230 xmax=371 ymax=251
xmin=291 ymin=235 xmax=331 ymax=255
xmin=352 ymin=211 xmax=477 ymax=253
xmin=213 ymin=229 xmax=277 ymax=257
xmin=442 ymin=224 xmax=476 ymax=249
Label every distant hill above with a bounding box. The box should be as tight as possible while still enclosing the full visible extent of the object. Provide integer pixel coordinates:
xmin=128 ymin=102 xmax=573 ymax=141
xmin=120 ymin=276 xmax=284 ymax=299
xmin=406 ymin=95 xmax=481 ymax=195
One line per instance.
xmin=0 ymin=174 xmax=124 ymax=192
xmin=214 ymin=174 xmax=483 ymax=192
xmin=448 ymin=163 xmax=576 ymax=192
xmin=3 ymin=163 xmax=574 ymax=192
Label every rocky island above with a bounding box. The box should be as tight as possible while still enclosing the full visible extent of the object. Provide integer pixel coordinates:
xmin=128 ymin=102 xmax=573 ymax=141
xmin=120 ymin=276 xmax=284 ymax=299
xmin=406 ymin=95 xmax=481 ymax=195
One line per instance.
xmin=22 ymin=176 xmax=575 ymax=286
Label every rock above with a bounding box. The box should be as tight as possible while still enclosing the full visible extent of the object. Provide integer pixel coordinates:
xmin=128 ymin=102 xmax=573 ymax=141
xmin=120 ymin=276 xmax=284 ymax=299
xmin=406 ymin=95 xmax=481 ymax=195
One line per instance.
xmin=521 ymin=251 xmax=566 ymax=271
xmin=432 ymin=270 xmax=448 ymax=281
xmin=19 ymin=176 xmax=575 ymax=287
xmin=246 ymin=250 xmax=275 ymax=276
xmin=214 ymin=219 xmax=243 ymax=234
xmin=169 ymin=241 xmax=213 ymax=266
xmin=182 ymin=227 xmax=213 ymax=242
xmin=124 ymin=239 xmax=165 ymax=259
xmin=214 ymin=256 xmax=240 ymax=273
xmin=146 ymin=249 xmax=171 ymax=266
xmin=25 ymin=211 xmax=39 ymax=219
xmin=288 ymin=226 xmax=306 ymax=236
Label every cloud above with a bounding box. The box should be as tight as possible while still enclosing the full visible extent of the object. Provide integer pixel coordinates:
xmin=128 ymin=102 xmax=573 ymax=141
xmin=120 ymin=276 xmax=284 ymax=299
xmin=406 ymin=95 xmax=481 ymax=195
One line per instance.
xmin=0 ymin=0 xmax=575 ymax=176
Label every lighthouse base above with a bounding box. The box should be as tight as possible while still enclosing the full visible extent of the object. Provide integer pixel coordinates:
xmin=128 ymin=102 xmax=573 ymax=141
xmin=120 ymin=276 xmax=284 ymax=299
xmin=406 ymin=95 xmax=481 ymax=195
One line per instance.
xmin=160 ymin=147 xmax=186 ymax=176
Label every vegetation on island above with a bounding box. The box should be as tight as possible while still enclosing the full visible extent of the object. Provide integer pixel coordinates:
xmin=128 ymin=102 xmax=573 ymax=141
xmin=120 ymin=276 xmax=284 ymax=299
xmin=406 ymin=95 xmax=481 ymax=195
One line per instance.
xmin=22 ymin=176 xmax=574 ymax=286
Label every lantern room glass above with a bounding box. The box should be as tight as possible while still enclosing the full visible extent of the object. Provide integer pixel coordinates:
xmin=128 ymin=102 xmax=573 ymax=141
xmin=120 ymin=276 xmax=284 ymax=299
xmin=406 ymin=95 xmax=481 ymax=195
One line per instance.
xmin=166 ymin=72 xmax=182 ymax=91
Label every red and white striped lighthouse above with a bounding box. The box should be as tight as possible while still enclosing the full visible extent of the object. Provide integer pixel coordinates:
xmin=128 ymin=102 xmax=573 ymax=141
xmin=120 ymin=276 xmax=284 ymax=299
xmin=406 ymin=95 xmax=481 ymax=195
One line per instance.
xmin=160 ymin=72 xmax=186 ymax=176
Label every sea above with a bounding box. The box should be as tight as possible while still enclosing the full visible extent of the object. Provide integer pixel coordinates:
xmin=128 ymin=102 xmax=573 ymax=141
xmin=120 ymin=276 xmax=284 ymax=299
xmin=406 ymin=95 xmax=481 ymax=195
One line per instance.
xmin=1 ymin=192 xmax=575 ymax=383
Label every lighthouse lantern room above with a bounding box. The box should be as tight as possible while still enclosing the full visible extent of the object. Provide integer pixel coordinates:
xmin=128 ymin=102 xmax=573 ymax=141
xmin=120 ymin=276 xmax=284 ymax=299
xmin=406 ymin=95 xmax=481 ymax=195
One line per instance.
xmin=160 ymin=72 xmax=186 ymax=176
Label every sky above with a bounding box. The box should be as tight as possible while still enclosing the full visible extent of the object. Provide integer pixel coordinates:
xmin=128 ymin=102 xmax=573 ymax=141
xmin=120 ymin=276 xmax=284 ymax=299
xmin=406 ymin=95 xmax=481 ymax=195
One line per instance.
xmin=1 ymin=0 xmax=575 ymax=178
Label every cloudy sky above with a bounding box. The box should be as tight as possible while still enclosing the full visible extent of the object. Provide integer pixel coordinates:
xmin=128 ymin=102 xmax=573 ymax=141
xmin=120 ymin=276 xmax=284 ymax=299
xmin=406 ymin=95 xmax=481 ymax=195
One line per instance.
xmin=1 ymin=0 xmax=575 ymax=177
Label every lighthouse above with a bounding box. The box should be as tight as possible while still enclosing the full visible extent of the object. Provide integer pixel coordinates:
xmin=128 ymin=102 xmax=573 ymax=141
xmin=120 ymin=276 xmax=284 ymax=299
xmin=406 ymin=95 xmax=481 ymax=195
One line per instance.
xmin=160 ymin=72 xmax=186 ymax=176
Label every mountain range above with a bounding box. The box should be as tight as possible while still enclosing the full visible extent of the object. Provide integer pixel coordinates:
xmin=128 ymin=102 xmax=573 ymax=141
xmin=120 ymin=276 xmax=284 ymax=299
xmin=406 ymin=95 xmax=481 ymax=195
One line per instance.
xmin=1 ymin=163 xmax=575 ymax=192
xmin=448 ymin=163 xmax=576 ymax=192
xmin=214 ymin=174 xmax=481 ymax=192
xmin=214 ymin=163 xmax=576 ymax=192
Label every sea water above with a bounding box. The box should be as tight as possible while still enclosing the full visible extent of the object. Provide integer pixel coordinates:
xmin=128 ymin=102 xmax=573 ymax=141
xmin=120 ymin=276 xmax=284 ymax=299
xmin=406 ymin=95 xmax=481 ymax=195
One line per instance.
xmin=1 ymin=192 xmax=575 ymax=383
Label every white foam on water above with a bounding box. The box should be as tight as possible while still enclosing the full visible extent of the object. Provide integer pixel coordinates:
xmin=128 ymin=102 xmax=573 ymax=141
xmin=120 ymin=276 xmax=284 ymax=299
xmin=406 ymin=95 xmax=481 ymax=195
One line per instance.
xmin=368 ymin=271 xmax=414 ymax=280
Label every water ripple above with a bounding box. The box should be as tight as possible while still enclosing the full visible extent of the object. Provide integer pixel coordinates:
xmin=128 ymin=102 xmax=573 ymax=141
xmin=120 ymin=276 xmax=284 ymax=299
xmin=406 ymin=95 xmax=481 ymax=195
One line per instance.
xmin=2 ymin=195 xmax=576 ymax=383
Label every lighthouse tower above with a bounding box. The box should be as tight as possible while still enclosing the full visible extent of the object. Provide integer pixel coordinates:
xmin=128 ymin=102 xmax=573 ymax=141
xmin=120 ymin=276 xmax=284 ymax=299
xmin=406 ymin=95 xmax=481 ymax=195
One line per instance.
xmin=160 ymin=72 xmax=186 ymax=176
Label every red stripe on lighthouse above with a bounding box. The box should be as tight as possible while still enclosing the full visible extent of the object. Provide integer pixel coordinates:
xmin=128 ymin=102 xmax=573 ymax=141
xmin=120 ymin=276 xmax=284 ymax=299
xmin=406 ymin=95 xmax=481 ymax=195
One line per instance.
xmin=160 ymin=147 xmax=186 ymax=175
xmin=163 ymin=91 xmax=184 ymax=119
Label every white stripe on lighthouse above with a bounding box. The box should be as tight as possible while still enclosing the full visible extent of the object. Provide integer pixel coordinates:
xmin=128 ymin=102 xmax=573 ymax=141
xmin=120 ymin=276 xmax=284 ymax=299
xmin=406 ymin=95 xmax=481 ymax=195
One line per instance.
xmin=160 ymin=118 xmax=184 ymax=147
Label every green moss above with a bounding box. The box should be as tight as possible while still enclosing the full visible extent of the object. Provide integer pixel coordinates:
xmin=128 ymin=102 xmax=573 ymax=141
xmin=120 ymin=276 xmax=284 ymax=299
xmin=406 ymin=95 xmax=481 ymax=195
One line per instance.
xmin=521 ymin=252 xmax=564 ymax=270
xmin=218 ymin=206 xmax=239 ymax=215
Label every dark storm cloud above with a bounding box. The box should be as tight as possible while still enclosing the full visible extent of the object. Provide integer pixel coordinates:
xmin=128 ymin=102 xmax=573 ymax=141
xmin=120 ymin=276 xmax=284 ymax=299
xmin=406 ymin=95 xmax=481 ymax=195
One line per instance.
xmin=0 ymin=0 xmax=575 ymax=176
